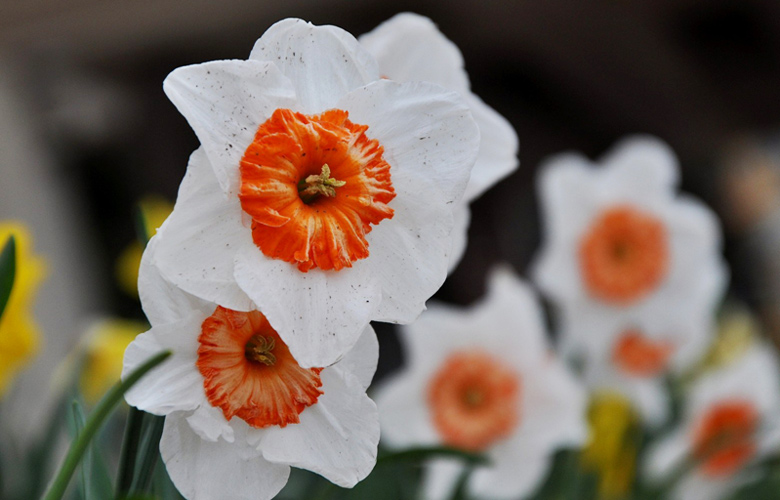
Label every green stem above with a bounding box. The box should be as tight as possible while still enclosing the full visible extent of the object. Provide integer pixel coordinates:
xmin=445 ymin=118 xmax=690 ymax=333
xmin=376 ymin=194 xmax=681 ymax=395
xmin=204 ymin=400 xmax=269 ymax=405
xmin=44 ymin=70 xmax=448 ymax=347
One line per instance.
xmin=41 ymin=350 xmax=171 ymax=500
xmin=116 ymin=407 xmax=145 ymax=496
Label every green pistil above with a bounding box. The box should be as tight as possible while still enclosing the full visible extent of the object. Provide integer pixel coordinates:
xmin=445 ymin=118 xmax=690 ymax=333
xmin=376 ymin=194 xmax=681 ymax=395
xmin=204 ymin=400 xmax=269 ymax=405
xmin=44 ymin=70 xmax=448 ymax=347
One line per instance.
xmin=298 ymin=165 xmax=346 ymax=204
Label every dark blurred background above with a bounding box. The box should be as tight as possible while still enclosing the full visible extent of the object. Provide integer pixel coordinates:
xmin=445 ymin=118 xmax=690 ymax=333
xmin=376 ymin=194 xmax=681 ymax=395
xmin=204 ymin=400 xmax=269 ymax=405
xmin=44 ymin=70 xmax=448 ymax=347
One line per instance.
xmin=4 ymin=0 xmax=780 ymax=420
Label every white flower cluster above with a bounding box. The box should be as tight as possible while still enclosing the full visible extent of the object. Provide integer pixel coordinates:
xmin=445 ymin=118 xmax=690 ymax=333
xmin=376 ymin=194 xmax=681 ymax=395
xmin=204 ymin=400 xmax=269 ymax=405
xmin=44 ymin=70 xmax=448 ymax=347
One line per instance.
xmin=120 ymin=12 xmax=778 ymax=500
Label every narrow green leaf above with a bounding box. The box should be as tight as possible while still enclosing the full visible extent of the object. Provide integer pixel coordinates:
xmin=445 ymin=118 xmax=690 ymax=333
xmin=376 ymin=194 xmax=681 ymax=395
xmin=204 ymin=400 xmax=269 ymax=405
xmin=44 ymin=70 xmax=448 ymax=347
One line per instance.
xmin=70 ymin=400 xmax=91 ymax=500
xmin=42 ymin=350 xmax=171 ymax=500
xmin=116 ymin=407 xmax=145 ymax=496
xmin=0 ymin=235 xmax=16 ymax=319
xmin=128 ymin=414 xmax=165 ymax=495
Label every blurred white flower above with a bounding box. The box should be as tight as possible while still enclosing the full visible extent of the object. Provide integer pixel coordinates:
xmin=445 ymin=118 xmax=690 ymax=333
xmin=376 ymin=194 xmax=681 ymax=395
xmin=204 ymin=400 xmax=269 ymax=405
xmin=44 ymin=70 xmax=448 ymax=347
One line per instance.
xmin=123 ymin=237 xmax=380 ymax=499
xmin=153 ymin=18 xmax=479 ymax=369
xmin=644 ymin=343 xmax=780 ymax=500
xmin=375 ymin=267 xmax=587 ymax=500
xmin=531 ymin=136 xmax=728 ymax=422
xmin=360 ymin=13 xmax=520 ymax=268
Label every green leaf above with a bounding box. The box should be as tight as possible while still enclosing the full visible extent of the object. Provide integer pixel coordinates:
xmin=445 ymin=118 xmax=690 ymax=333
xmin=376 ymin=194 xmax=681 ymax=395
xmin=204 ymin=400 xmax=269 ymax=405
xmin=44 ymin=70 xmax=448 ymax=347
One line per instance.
xmin=42 ymin=350 xmax=171 ymax=500
xmin=0 ymin=235 xmax=16 ymax=319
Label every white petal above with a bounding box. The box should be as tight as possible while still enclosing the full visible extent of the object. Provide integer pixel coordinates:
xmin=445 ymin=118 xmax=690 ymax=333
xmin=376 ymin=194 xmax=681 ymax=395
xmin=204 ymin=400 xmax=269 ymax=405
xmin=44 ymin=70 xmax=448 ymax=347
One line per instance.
xmin=520 ymin=359 xmax=589 ymax=451
xmin=138 ymin=236 xmax=213 ymax=326
xmin=469 ymin=444 xmax=552 ymax=500
xmin=249 ymin=18 xmax=378 ymax=115
xmin=422 ymin=458 xmax=465 ymax=500
xmin=359 ymin=13 xmax=469 ymax=93
xmin=163 ymin=61 xmax=297 ymax=195
xmin=333 ymin=324 xmax=379 ymax=390
xmin=674 ymin=473 xmax=735 ymax=500
xmin=153 ymin=148 xmax=254 ymax=312
xmin=185 ymin=404 xmax=235 ymax=443
xmin=337 ymin=79 xmax=479 ymax=207
xmin=643 ymin=428 xmax=689 ymax=480
xmin=367 ymin=176 xmax=455 ymax=323
xmin=122 ymin=316 xmax=208 ymax=415
xmin=462 ymin=92 xmax=519 ymax=202
xmin=602 ymin=135 xmax=680 ymax=193
xmin=260 ymin=369 xmax=379 ymax=488
xmin=373 ymin=370 xmax=439 ymax=448
xmin=233 ymin=247 xmax=380 ymax=369
xmin=161 ymin=413 xmax=289 ymax=500
xmin=401 ymin=267 xmax=551 ymax=372
xmin=689 ymin=343 xmax=780 ymax=418
xmin=447 ymin=204 xmax=471 ymax=273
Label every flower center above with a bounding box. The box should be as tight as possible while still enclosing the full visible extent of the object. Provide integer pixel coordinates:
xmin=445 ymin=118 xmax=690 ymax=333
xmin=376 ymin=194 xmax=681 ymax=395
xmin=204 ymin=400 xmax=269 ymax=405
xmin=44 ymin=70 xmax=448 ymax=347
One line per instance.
xmin=611 ymin=329 xmax=674 ymax=378
xmin=239 ymin=108 xmax=396 ymax=272
xmin=297 ymin=164 xmax=345 ymax=204
xmin=197 ymin=306 xmax=323 ymax=428
xmin=427 ymin=351 xmax=521 ymax=451
xmin=244 ymin=334 xmax=276 ymax=366
xmin=579 ymin=205 xmax=669 ymax=304
xmin=692 ymin=400 xmax=759 ymax=477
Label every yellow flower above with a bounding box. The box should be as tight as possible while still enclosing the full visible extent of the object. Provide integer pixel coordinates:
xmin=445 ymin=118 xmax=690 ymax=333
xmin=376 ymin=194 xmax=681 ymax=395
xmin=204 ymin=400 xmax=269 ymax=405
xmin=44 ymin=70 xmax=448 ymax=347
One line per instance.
xmin=581 ymin=392 xmax=640 ymax=499
xmin=115 ymin=195 xmax=173 ymax=297
xmin=80 ymin=318 xmax=146 ymax=403
xmin=0 ymin=222 xmax=46 ymax=398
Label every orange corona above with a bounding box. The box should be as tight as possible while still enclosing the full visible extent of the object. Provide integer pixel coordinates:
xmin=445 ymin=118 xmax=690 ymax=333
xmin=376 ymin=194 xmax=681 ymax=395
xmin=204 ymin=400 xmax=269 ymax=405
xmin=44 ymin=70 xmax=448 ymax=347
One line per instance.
xmin=611 ymin=329 xmax=674 ymax=378
xmin=197 ymin=306 xmax=323 ymax=428
xmin=692 ymin=401 xmax=759 ymax=477
xmin=427 ymin=351 xmax=521 ymax=451
xmin=579 ymin=206 xmax=669 ymax=304
xmin=239 ymin=108 xmax=396 ymax=272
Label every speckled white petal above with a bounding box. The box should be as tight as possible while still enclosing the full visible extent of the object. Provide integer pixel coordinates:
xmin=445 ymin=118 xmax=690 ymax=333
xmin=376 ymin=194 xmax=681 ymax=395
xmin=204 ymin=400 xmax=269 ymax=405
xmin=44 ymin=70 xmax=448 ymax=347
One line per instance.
xmin=337 ymin=79 xmax=479 ymax=206
xmin=153 ymin=148 xmax=254 ymax=312
xmin=601 ymin=135 xmax=680 ymax=194
xmin=422 ymin=458 xmax=465 ymax=500
xmin=249 ymin=18 xmax=378 ymax=115
xmin=358 ymin=13 xmax=469 ymax=93
xmin=373 ymin=370 xmax=438 ymax=448
xmin=333 ymin=324 xmax=378 ymax=390
xmin=461 ymin=92 xmax=519 ymax=202
xmin=138 ymin=236 xmax=213 ymax=326
xmin=185 ymin=404 xmax=235 ymax=443
xmin=161 ymin=413 xmax=289 ymax=500
xmin=233 ymin=247 xmax=380 ymax=369
xmin=122 ymin=316 xmax=208 ymax=415
xmin=163 ymin=61 xmax=296 ymax=195
xmin=260 ymin=369 xmax=379 ymax=487
xmin=447 ymin=204 xmax=471 ymax=273
xmin=367 ymin=176 xmax=454 ymax=324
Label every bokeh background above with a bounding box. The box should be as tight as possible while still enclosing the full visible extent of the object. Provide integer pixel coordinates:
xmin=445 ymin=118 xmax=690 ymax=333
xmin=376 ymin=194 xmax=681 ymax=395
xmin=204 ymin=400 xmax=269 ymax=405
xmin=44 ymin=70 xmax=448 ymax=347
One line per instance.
xmin=3 ymin=0 xmax=780 ymax=448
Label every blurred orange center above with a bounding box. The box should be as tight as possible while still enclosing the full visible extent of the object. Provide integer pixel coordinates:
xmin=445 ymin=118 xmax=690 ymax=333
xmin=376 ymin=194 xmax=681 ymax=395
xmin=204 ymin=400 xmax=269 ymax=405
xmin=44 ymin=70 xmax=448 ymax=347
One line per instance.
xmin=692 ymin=400 xmax=759 ymax=477
xmin=579 ymin=205 xmax=669 ymax=304
xmin=239 ymin=108 xmax=396 ymax=272
xmin=427 ymin=351 xmax=521 ymax=451
xmin=197 ymin=306 xmax=323 ymax=428
xmin=611 ymin=329 xmax=674 ymax=378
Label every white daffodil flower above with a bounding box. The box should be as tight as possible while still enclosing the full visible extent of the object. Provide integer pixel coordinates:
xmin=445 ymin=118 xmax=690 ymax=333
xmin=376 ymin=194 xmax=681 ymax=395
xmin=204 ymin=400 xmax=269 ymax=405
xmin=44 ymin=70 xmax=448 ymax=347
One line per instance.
xmin=360 ymin=13 xmax=520 ymax=269
xmin=531 ymin=136 xmax=728 ymax=423
xmin=152 ymin=18 xmax=480 ymax=369
xmin=644 ymin=343 xmax=780 ymax=500
xmin=375 ymin=267 xmax=587 ymax=500
xmin=123 ymin=237 xmax=380 ymax=500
